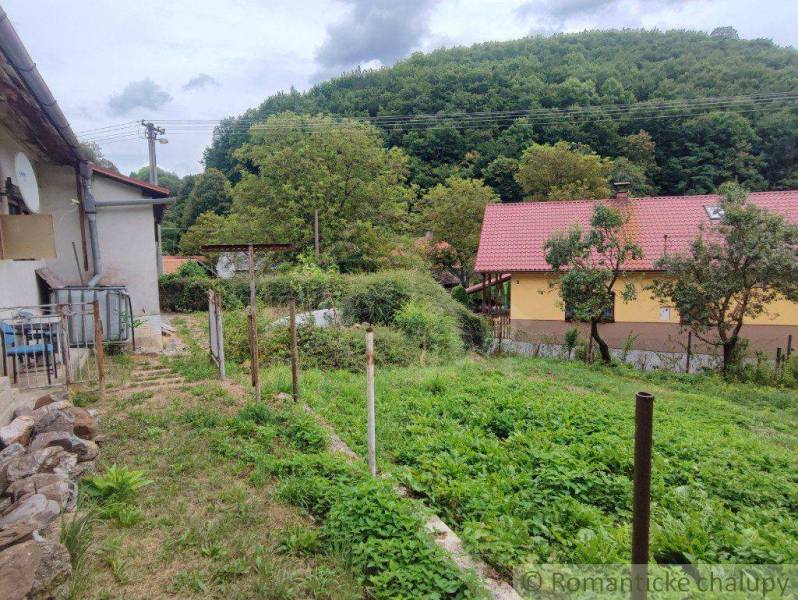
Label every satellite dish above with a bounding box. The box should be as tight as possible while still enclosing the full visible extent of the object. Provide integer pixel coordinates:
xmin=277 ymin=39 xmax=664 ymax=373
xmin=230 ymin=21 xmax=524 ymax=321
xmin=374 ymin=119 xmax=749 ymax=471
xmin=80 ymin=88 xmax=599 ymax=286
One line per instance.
xmin=14 ymin=152 xmax=40 ymax=213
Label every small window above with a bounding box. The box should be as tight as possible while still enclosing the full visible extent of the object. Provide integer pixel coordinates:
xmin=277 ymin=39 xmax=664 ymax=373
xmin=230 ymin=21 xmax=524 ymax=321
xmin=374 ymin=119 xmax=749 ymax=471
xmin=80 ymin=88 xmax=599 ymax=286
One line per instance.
xmin=704 ymin=205 xmax=724 ymax=220
xmin=565 ymin=292 xmax=615 ymax=323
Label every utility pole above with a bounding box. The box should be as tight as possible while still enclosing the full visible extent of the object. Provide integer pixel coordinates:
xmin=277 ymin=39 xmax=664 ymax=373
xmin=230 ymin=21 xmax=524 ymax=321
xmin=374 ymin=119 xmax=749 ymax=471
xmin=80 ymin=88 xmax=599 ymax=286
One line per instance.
xmin=142 ymin=120 xmax=166 ymax=273
xmin=141 ymin=120 xmax=165 ymax=184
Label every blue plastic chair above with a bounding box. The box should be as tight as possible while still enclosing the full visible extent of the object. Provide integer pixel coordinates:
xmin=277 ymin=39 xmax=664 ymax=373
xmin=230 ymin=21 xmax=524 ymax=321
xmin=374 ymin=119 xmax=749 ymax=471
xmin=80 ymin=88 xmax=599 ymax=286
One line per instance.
xmin=1 ymin=321 xmax=55 ymax=384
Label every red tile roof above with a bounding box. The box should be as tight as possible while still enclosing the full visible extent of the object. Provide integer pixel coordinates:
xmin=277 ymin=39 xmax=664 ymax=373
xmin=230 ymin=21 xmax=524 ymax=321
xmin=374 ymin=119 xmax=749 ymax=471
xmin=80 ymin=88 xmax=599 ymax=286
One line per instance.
xmin=474 ymin=191 xmax=798 ymax=273
xmin=91 ymin=164 xmax=172 ymax=197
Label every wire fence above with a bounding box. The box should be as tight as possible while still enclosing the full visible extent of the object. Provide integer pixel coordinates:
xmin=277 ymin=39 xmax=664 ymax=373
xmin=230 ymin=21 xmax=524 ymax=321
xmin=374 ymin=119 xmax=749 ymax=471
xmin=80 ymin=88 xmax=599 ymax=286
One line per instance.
xmin=1 ymin=303 xmax=101 ymax=391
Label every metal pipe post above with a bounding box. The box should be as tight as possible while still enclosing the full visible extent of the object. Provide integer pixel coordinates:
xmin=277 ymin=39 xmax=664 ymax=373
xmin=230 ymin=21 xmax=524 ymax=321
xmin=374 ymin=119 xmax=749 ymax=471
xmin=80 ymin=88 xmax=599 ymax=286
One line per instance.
xmin=631 ymin=391 xmax=655 ymax=600
xmin=93 ymin=300 xmax=105 ymax=399
xmin=248 ymin=244 xmax=260 ymax=401
xmin=289 ymin=297 xmax=299 ymax=401
xmin=366 ymin=325 xmax=376 ymax=477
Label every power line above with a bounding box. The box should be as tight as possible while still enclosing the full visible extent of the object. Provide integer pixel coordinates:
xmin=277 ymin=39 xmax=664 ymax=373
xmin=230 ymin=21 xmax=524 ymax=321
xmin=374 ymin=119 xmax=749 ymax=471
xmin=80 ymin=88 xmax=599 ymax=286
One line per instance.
xmin=78 ymin=91 xmax=798 ymax=144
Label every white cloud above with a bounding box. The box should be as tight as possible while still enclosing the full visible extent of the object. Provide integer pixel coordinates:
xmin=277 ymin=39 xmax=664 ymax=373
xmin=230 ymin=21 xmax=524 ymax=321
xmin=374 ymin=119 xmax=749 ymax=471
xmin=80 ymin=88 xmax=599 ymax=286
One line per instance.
xmin=1 ymin=0 xmax=794 ymax=176
xmin=183 ymin=74 xmax=219 ymax=91
xmin=108 ymin=79 xmax=172 ymax=115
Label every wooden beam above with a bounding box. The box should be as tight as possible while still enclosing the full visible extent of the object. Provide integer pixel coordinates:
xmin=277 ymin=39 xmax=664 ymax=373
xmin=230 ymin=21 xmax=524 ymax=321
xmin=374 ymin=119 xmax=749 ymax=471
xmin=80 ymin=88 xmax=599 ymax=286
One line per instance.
xmin=201 ymin=243 xmax=293 ymax=253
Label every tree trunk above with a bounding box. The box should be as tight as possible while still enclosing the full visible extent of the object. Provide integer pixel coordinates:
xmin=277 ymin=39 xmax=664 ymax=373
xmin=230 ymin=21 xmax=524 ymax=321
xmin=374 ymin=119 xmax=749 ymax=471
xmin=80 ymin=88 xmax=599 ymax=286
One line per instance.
xmin=722 ymin=337 xmax=738 ymax=375
xmin=591 ymin=319 xmax=612 ymax=364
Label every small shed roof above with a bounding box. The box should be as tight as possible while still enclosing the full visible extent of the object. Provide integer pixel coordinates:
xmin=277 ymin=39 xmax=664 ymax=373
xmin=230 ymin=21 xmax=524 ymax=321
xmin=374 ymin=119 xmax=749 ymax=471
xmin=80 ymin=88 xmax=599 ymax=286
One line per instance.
xmin=91 ymin=164 xmax=171 ymax=197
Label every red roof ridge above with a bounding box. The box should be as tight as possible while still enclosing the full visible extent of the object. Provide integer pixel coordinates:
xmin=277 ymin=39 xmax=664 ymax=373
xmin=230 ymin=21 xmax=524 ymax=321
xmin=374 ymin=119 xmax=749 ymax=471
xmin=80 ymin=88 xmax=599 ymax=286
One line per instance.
xmin=90 ymin=164 xmax=172 ymax=197
xmin=475 ymin=190 xmax=798 ymax=274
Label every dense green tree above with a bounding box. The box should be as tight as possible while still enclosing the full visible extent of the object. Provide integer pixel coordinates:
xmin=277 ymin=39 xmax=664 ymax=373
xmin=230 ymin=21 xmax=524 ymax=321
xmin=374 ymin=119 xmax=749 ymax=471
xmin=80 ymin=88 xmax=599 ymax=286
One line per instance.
xmin=203 ymin=30 xmax=798 ymax=196
xmin=422 ymin=177 xmax=499 ymax=286
xmin=181 ymin=168 xmax=233 ymax=229
xmin=607 ymin=157 xmax=657 ymax=197
xmin=650 ymin=183 xmax=798 ymax=373
xmin=483 ymin=156 xmax=524 ymax=202
xmin=161 ymin=174 xmax=197 ymax=254
xmin=178 ymin=211 xmax=226 ymax=256
xmin=662 ymin=112 xmax=765 ymax=194
xmin=129 ymin=166 xmax=182 ymax=195
xmin=516 ymin=142 xmax=611 ymax=200
xmin=754 ymin=109 xmax=798 ymax=189
xmin=545 ymin=203 xmax=643 ymax=363
xmin=227 ymin=113 xmax=415 ymax=272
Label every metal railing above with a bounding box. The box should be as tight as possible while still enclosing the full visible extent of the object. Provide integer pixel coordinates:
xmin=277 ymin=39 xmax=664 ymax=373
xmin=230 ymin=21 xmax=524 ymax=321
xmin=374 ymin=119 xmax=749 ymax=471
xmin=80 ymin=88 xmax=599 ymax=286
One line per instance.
xmin=1 ymin=303 xmax=100 ymax=391
xmin=50 ymin=286 xmax=134 ymax=347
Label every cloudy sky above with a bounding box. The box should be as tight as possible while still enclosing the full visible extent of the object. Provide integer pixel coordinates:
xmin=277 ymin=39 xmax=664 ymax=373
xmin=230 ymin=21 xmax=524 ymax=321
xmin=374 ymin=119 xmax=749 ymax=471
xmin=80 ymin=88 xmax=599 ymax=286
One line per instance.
xmin=4 ymin=0 xmax=796 ymax=176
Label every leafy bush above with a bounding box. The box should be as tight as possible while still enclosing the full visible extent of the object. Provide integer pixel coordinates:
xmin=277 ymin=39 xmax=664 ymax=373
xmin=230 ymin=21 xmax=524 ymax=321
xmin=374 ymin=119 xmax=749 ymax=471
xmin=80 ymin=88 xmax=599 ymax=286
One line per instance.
xmin=176 ymin=260 xmax=208 ymax=278
xmin=341 ymin=271 xmax=412 ymax=326
xmin=159 ymin=274 xmax=242 ymax=312
xmin=394 ymin=299 xmax=462 ymax=358
xmin=341 ymin=270 xmax=487 ymax=350
xmin=224 ymin=311 xmax=417 ymax=371
xmin=451 ymin=285 xmax=469 ymax=305
xmin=262 ymin=261 xmax=345 ymax=310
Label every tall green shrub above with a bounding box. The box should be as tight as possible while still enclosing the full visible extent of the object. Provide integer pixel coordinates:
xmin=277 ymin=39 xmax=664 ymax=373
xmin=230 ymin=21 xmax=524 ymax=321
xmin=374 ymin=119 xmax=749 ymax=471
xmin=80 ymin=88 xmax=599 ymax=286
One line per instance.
xmin=394 ymin=300 xmax=462 ymax=361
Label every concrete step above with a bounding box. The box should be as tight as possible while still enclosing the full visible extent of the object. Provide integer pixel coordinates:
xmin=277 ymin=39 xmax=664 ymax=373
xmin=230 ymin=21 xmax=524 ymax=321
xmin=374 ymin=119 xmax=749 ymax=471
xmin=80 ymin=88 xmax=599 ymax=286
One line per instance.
xmin=132 ymin=367 xmax=172 ymax=376
xmin=117 ymin=377 xmax=187 ymax=392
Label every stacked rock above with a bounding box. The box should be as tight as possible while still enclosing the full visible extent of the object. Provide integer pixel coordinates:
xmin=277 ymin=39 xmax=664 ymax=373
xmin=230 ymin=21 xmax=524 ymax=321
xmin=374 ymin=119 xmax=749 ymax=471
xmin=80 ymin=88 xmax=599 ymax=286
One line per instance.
xmin=0 ymin=392 xmax=101 ymax=599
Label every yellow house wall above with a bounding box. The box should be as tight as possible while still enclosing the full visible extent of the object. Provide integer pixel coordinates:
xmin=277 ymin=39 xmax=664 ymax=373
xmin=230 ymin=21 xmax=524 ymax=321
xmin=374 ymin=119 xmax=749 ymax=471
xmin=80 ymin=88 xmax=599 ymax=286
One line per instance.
xmin=510 ymin=272 xmax=798 ymax=325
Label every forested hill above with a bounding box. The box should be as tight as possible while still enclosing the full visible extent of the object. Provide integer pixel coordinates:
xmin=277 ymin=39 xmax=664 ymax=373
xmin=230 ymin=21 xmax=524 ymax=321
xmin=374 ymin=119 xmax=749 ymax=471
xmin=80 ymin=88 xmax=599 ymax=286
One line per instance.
xmin=205 ymin=29 xmax=798 ymax=197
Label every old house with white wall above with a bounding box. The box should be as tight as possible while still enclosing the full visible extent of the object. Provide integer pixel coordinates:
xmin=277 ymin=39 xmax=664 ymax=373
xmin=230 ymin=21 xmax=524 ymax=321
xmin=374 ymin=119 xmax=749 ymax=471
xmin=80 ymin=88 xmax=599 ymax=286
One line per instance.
xmin=0 ymin=8 xmax=171 ymax=420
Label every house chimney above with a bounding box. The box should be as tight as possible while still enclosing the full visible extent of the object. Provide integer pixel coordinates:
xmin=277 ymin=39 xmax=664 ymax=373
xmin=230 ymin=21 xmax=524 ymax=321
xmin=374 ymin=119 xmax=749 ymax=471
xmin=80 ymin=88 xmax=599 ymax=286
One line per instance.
xmin=613 ymin=181 xmax=631 ymax=200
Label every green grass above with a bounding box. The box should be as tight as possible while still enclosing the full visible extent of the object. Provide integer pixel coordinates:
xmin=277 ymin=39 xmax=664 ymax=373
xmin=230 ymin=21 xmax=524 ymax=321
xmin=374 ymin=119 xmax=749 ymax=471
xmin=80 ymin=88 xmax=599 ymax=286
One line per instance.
xmin=289 ymin=356 xmax=798 ymax=575
xmin=77 ymin=321 xmax=482 ymax=599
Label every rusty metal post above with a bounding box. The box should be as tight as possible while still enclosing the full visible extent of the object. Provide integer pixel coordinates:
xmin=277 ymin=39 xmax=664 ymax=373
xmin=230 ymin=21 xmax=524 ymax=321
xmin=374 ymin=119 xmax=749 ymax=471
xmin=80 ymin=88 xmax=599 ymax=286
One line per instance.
xmin=366 ymin=325 xmax=376 ymax=476
xmin=289 ymin=297 xmax=299 ymax=401
xmin=248 ymin=244 xmax=260 ymax=401
xmin=631 ymin=391 xmax=655 ymax=600
xmin=685 ymin=331 xmax=692 ymax=374
xmin=93 ymin=300 xmax=105 ymax=399
xmin=58 ymin=304 xmax=72 ymax=392
xmin=215 ymin=292 xmax=226 ymax=382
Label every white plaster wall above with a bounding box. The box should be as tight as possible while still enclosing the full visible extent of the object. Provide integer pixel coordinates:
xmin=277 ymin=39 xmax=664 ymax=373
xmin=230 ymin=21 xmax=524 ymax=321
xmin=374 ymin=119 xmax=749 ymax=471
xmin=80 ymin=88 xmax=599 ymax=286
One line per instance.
xmin=38 ymin=163 xmax=91 ymax=284
xmin=92 ymin=176 xmax=162 ymax=350
xmin=0 ymin=125 xmax=83 ymax=308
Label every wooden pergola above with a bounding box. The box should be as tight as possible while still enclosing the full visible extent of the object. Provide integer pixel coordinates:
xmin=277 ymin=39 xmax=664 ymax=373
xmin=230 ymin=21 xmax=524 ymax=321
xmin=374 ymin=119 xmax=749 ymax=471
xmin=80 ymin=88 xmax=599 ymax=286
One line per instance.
xmin=201 ymin=243 xmax=292 ymax=401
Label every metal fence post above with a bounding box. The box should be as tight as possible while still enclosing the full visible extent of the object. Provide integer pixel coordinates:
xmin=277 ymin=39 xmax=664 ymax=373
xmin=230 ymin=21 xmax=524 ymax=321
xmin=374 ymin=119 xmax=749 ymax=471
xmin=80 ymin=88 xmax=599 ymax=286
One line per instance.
xmin=248 ymin=244 xmax=260 ymax=401
xmin=631 ymin=391 xmax=655 ymax=600
xmin=366 ymin=325 xmax=376 ymax=477
xmin=58 ymin=304 xmax=72 ymax=392
xmin=93 ymin=300 xmax=105 ymax=399
xmin=289 ymin=297 xmax=299 ymax=401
